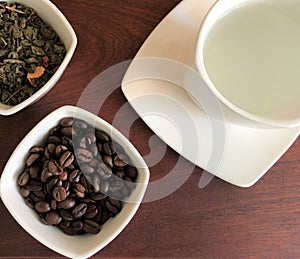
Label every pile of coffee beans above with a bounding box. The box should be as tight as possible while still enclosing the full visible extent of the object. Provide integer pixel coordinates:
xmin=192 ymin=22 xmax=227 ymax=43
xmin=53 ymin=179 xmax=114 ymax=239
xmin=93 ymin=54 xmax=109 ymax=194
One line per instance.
xmin=17 ymin=117 xmax=138 ymax=235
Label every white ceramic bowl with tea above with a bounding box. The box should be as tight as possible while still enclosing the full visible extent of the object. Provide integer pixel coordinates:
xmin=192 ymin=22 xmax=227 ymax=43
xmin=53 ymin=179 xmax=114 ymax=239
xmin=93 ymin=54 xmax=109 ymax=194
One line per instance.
xmin=0 ymin=0 xmax=77 ymax=115
xmin=194 ymin=0 xmax=300 ymax=128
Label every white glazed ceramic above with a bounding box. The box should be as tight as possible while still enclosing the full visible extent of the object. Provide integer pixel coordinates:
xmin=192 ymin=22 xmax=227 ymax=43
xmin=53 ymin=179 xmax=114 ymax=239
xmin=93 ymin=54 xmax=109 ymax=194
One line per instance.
xmin=121 ymin=0 xmax=300 ymax=187
xmin=0 ymin=0 xmax=77 ymax=116
xmin=195 ymin=0 xmax=300 ymax=128
xmin=0 ymin=106 xmax=150 ymax=258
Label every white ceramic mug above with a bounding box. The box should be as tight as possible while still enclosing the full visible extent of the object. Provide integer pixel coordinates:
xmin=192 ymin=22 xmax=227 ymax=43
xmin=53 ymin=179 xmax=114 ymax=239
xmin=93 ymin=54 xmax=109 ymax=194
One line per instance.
xmin=193 ymin=0 xmax=300 ymax=128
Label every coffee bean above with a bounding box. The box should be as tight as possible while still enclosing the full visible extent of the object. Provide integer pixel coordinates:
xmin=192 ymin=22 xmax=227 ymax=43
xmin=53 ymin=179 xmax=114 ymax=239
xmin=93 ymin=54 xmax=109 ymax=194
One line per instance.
xmin=45 ymin=211 xmax=62 ymax=225
xmin=75 ymin=148 xmax=93 ymax=163
xmin=80 ymin=163 xmax=94 ymax=174
xmin=60 ymin=126 xmax=74 ymax=137
xmin=114 ymin=155 xmax=128 ymax=167
xmin=25 ymin=197 xmax=35 ymax=208
xmin=58 ymin=198 xmax=76 ymax=209
xmin=96 ymin=130 xmax=110 ymax=142
xmin=41 ymin=168 xmax=52 ymax=183
xmin=29 ymin=146 xmax=44 ymax=153
xmin=59 ymin=151 xmax=74 ymax=167
xmin=59 ymin=220 xmax=70 ymax=229
xmin=69 ymin=169 xmax=81 ymax=183
xmin=60 ymin=117 xmax=73 ymax=127
xmin=126 ymin=165 xmax=138 ymax=180
xmin=55 ymin=145 xmax=68 ymax=157
xmin=26 ymin=153 xmax=40 ymax=166
xmin=48 ymin=135 xmax=61 ymax=145
xmin=74 ymin=119 xmax=88 ymax=129
xmin=60 ymin=209 xmax=74 ymax=220
xmin=72 ymin=220 xmax=83 ymax=231
xmin=26 ymin=180 xmax=42 ymax=192
xmin=83 ymin=219 xmax=100 ymax=234
xmin=17 ymin=171 xmax=30 ymax=186
xmin=85 ymin=204 xmax=98 ymax=219
xmin=53 ymin=186 xmax=67 ymax=202
xmin=72 ymin=203 xmax=87 ymax=218
xmin=103 ymin=155 xmax=113 ymax=168
xmin=35 ymin=201 xmax=50 ymax=213
xmin=20 ymin=187 xmax=30 ymax=198
xmin=48 ymin=160 xmax=63 ymax=176
xmin=29 ymin=164 xmax=40 ymax=178
xmin=103 ymin=142 xmax=115 ymax=156
xmin=106 ymin=198 xmax=122 ymax=215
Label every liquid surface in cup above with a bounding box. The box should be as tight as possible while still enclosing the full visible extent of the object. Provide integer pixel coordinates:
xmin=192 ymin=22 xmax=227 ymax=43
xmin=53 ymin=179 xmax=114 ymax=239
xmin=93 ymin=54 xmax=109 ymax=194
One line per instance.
xmin=203 ymin=1 xmax=300 ymax=117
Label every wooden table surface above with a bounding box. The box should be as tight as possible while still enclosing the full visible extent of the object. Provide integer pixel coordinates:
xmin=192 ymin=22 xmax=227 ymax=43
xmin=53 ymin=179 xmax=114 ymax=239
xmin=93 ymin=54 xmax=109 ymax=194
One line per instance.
xmin=0 ymin=0 xmax=300 ymax=258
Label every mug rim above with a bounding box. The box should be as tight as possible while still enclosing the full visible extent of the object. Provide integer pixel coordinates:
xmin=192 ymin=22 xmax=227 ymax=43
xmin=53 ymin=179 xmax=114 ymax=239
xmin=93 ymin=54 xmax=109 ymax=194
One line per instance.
xmin=194 ymin=0 xmax=300 ymax=128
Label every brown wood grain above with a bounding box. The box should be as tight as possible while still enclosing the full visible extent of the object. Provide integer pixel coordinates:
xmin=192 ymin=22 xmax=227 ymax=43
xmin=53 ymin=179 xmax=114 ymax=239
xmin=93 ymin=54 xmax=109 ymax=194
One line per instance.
xmin=0 ymin=0 xmax=299 ymax=258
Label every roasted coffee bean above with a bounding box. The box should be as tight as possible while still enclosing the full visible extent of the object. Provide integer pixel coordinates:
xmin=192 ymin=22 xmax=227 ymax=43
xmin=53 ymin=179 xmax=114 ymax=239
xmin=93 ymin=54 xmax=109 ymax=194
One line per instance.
xmin=80 ymin=163 xmax=94 ymax=174
xmin=58 ymin=198 xmax=76 ymax=209
xmin=114 ymin=155 xmax=128 ymax=167
xmin=100 ymin=180 xmax=110 ymax=194
xmin=60 ymin=209 xmax=74 ymax=221
xmin=72 ymin=203 xmax=87 ymax=218
xmin=96 ymin=130 xmax=110 ymax=142
xmin=26 ymin=153 xmax=40 ymax=166
xmin=75 ymin=148 xmax=93 ymax=163
xmin=62 ymin=136 xmax=73 ymax=148
xmin=92 ymin=176 xmax=101 ymax=192
xmin=83 ymin=219 xmax=100 ymax=234
xmin=55 ymin=145 xmax=68 ymax=157
xmin=29 ymin=146 xmax=44 ymax=153
xmin=53 ymin=186 xmax=67 ymax=202
xmin=85 ymin=204 xmax=98 ymax=219
xmin=59 ymin=220 xmax=70 ymax=229
xmin=26 ymin=180 xmax=42 ymax=192
xmin=60 ymin=117 xmax=73 ymax=127
xmin=48 ymin=135 xmax=61 ymax=145
xmin=45 ymin=143 xmax=56 ymax=159
xmin=41 ymin=168 xmax=52 ymax=183
xmin=58 ymin=170 xmax=68 ymax=181
xmin=29 ymin=164 xmax=40 ymax=178
xmin=72 ymin=220 xmax=83 ymax=231
xmin=35 ymin=201 xmax=50 ymax=213
xmin=126 ymin=165 xmax=138 ymax=180
xmin=90 ymin=192 xmax=107 ymax=201
xmin=60 ymin=126 xmax=74 ymax=137
xmin=45 ymin=211 xmax=62 ymax=225
xmin=97 ymin=164 xmax=112 ymax=180
xmin=18 ymin=171 xmax=30 ymax=186
xmin=69 ymin=169 xmax=81 ymax=183
xmin=20 ymin=187 xmax=30 ymax=198
xmin=25 ymin=197 xmax=35 ymax=208
xmin=115 ymin=170 xmax=125 ymax=179
xmin=109 ymin=179 xmax=124 ymax=194
xmin=74 ymin=119 xmax=88 ymax=129
xmin=103 ymin=155 xmax=113 ymax=168
xmin=106 ymin=198 xmax=122 ymax=215
xmin=103 ymin=142 xmax=115 ymax=156
xmin=48 ymin=160 xmax=63 ymax=176
xmin=46 ymin=178 xmax=58 ymax=194
xmin=62 ymin=227 xmax=76 ymax=236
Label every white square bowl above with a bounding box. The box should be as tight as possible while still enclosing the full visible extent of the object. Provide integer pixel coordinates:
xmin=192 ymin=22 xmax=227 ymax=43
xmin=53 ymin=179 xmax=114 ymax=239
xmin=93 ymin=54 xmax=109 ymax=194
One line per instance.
xmin=0 ymin=0 xmax=77 ymax=115
xmin=0 ymin=105 xmax=150 ymax=258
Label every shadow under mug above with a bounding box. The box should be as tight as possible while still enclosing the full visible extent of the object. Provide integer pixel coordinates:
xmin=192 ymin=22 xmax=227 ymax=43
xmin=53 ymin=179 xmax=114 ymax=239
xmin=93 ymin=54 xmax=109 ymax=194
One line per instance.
xmin=189 ymin=0 xmax=300 ymax=128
